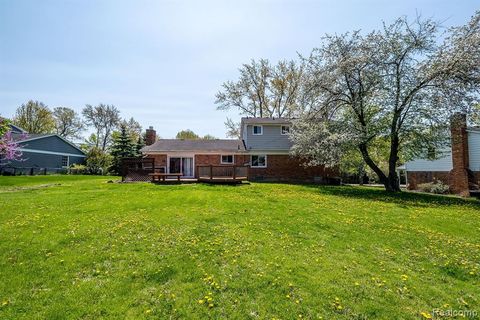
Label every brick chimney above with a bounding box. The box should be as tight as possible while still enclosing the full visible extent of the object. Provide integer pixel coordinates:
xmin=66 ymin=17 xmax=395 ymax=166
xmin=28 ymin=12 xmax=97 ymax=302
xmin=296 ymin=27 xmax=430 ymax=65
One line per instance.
xmin=145 ymin=126 xmax=156 ymax=146
xmin=448 ymin=113 xmax=470 ymax=196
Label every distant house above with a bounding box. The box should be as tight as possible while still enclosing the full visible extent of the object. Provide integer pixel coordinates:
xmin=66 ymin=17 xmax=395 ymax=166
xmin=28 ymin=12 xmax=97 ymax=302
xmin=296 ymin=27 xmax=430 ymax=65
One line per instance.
xmin=401 ymin=113 xmax=480 ymax=196
xmin=141 ymin=118 xmax=337 ymax=182
xmin=0 ymin=124 xmax=86 ymax=173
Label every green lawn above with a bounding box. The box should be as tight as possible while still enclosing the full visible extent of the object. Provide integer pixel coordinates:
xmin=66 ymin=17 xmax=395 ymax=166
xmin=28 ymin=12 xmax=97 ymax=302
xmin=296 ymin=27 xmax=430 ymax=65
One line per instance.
xmin=0 ymin=176 xmax=479 ymax=319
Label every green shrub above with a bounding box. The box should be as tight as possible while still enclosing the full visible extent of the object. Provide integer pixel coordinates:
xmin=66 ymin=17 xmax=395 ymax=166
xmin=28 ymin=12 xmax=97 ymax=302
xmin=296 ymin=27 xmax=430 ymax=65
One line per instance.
xmin=68 ymin=164 xmax=88 ymax=175
xmin=417 ymin=180 xmax=450 ymax=194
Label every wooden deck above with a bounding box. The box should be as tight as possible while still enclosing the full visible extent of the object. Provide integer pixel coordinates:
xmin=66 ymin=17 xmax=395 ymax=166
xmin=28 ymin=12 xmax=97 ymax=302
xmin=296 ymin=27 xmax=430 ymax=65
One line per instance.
xmin=198 ymin=176 xmax=248 ymax=183
xmin=196 ymin=165 xmax=248 ymax=184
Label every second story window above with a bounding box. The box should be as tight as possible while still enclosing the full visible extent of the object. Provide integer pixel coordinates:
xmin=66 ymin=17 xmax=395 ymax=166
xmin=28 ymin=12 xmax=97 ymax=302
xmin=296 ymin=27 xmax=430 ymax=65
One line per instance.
xmin=281 ymin=125 xmax=290 ymax=135
xmin=253 ymin=125 xmax=263 ymax=135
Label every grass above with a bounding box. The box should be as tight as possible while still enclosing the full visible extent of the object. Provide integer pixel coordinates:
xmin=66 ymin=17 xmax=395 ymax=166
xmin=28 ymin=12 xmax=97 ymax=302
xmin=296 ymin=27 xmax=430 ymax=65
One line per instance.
xmin=0 ymin=175 xmax=479 ymax=319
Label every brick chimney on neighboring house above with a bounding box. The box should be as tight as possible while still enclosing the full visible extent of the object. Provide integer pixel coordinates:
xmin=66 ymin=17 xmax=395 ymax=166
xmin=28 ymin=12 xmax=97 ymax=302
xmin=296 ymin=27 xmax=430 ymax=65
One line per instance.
xmin=145 ymin=126 xmax=156 ymax=146
xmin=448 ymin=113 xmax=470 ymax=196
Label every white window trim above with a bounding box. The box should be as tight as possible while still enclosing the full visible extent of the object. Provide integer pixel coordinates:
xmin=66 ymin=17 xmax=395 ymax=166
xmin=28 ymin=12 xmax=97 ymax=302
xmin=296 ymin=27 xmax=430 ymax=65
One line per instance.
xmin=167 ymin=155 xmax=195 ymax=177
xmin=252 ymin=125 xmax=263 ymax=135
xmin=18 ymin=148 xmax=86 ymax=157
xmin=281 ymin=125 xmax=290 ymax=135
xmin=61 ymin=156 xmax=70 ymax=168
xmin=220 ymin=154 xmax=234 ymax=164
xmin=251 ymin=154 xmax=267 ymax=168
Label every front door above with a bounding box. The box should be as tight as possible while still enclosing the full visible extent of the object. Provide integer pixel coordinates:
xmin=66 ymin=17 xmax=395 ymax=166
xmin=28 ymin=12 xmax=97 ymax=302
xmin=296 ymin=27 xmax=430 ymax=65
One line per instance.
xmin=169 ymin=157 xmax=194 ymax=177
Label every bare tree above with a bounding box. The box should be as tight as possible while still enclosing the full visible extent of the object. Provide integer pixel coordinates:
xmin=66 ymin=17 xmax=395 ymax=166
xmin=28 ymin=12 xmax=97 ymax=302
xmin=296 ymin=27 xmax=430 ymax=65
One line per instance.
xmin=53 ymin=107 xmax=84 ymax=140
xmin=216 ymin=59 xmax=304 ymax=136
xmin=13 ymin=100 xmax=55 ymax=134
xmin=121 ymin=117 xmax=142 ymax=142
xmin=291 ymin=12 xmax=480 ymax=192
xmin=82 ymin=104 xmax=121 ymax=151
xmin=224 ymin=117 xmax=241 ymax=138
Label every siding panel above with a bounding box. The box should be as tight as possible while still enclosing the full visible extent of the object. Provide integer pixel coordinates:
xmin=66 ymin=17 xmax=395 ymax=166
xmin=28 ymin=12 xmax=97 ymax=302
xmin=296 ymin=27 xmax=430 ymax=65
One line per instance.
xmin=5 ymin=152 xmax=85 ymax=168
xmin=245 ymin=125 xmax=292 ymax=150
xmin=404 ymin=152 xmax=453 ymax=172
xmin=468 ymin=131 xmax=480 ymax=171
xmin=19 ymin=136 xmax=84 ymax=155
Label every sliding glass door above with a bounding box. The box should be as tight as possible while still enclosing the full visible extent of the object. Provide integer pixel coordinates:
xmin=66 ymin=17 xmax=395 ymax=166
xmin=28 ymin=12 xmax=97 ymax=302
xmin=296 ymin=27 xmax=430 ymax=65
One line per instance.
xmin=169 ymin=157 xmax=194 ymax=177
xmin=182 ymin=157 xmax=194 ymax=177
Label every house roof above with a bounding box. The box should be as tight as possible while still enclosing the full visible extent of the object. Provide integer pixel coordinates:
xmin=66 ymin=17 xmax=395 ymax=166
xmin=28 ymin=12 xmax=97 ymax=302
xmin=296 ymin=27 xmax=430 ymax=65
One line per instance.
xmin=142 ymin=139 xmax=246 ymax=153
xmin=468 ymin=126 xmax=480 ymax=132
xmin=241 ymin=117 xmax=292 ymax=125
xmin=9 ymin=124 xmax=27 ymax=133
xmin=11 ymin=133 xmax=50 ymax=142
xmin=11 ymin=133 xmax=86 ymax=155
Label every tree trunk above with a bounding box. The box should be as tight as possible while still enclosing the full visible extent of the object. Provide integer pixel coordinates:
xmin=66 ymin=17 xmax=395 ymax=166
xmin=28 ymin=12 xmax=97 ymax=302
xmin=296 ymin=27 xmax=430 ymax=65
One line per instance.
xmin=358 ymin=143 xmax=387 ymax=185
xmin=386 ymin=130 xmax=401 ymax=192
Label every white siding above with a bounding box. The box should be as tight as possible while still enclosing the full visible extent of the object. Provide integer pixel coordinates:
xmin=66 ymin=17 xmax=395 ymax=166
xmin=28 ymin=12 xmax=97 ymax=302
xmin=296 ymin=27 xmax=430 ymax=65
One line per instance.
xmin=468 ymin=131 xmax=480 ymax=171
xmin=404 ymin=152 xmax=453 ymax=172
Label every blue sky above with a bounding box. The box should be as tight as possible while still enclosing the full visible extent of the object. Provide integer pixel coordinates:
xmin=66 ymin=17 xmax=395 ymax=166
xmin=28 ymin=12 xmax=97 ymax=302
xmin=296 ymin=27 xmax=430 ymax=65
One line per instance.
xmin=0 ymin=0 xmax=477 ymax=139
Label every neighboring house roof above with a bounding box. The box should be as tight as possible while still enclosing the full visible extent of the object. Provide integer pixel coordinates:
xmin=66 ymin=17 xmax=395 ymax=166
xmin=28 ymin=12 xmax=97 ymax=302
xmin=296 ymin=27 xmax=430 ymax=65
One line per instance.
xmin=9 ymin=124 xmax=27 ymax=133
xmin=467 ymin=126 xmax=480 ymax=132
xmin=142 ymin=139 xmax=246 ymax=153
xmin=241 ymin=117 xmax=292 ymax=125
xmin=11 ymin=133 xmax=86 ymax=155
xmin=11 ymin=133 xmax=50 ymax=142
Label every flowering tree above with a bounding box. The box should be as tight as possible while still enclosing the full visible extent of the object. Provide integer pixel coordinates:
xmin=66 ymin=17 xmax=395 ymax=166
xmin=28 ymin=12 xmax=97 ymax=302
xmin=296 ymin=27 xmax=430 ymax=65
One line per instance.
xmin=0 ymin=118 xmax=23 ymax=162
xmin=291 ymin=12 xmax=480 ymax=192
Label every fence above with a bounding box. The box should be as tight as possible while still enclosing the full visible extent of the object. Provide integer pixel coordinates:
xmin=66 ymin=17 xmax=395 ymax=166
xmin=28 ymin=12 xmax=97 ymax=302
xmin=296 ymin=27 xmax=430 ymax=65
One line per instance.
xmin=121 ymin=157 xmax=165 ymax=182
xmin=0 ymin=166 xmax=67 ymax=176
xmin=197 ymin=165 xmax=248 ymax=182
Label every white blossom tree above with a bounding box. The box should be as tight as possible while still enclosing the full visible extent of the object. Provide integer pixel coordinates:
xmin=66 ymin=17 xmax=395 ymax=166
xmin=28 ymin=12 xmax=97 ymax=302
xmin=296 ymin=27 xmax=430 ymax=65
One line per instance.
xmin=291 ymin=12 xmax=480 ymax=192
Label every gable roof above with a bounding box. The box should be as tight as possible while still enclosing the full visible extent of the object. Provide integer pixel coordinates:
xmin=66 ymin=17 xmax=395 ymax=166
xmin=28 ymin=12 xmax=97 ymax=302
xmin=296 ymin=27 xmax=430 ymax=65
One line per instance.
xmin=9 ymin=124 xmax=27 ymax=133
xmin=142 ymin=139 xmax=246 ymax=153
xmin=11 ymin=133 xmax=86 ymax=155
xmin=241 ymin=117 xmax=292 ymax=125
xmin=468 ymin=127 xmax=480 ymax=133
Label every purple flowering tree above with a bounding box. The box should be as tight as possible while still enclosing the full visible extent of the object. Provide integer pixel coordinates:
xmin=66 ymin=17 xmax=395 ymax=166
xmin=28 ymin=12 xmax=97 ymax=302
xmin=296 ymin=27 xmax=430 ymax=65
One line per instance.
xmin=0 ymin=118 xmax=23 ymax=162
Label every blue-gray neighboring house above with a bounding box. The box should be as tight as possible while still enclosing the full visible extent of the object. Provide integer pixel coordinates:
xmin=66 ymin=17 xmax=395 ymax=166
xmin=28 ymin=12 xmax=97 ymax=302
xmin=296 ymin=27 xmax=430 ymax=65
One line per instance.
xmin=1 ymin=124 xmax=86 ymax=172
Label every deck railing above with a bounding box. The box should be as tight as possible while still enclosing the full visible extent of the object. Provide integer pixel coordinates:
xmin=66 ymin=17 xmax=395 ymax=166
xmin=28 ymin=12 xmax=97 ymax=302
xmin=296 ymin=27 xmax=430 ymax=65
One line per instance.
xmin=197 ymin=165 xmax=248 ymax=181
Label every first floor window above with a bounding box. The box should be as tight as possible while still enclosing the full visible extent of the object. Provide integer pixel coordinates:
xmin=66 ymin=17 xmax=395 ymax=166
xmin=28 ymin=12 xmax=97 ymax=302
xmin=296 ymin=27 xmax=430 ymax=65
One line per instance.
xmin=221 ymin=155 xmax=234 ymax=164
xmin=251 ymin=155 xmax=266 ymax=168
xmin=61 ymin=156 xmax=69 ymax=167
xmin=281 ymin=125 xmax=290 ymax=135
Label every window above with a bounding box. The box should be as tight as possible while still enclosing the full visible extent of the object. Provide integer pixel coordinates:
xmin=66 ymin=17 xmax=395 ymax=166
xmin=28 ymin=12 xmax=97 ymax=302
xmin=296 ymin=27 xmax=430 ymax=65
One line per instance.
xmin=253 ymin=125 xmax=263 ymax=135
xmin=61 ymin=156 xmax=69 ymax=167
xmin=251 ymin=155 xmax=267 ymax=168
xmin=221 ymin=155 xmax=234 ymax=164
xmin=281 ymin=125 xmax=290 ymax=135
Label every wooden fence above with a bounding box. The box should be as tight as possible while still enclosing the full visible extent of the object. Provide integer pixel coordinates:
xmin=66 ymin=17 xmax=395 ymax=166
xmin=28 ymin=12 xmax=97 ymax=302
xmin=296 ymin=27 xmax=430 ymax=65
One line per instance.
xmin=121 ymin=157 xmax=165 ymax=182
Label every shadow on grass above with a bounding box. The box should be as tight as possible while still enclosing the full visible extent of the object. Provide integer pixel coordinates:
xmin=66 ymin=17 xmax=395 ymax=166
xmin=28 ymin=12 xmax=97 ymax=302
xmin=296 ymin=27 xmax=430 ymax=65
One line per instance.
xmin=302 ymin=184 xmax=480 ymax=208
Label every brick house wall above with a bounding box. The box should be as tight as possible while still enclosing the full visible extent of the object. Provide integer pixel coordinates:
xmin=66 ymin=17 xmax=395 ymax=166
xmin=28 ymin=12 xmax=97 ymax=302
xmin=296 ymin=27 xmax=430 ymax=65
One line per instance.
xmin=407 ymin=172 xmax=450 ymax=190
xmin=248 ymin=154 xmax=337 ymax=182
xmin=145 ymin=154 xmax=167 ymax=171
xmin=448 ymin=113 xmax=471 ymax=196
xmin=194 ymin=154 xmax=249 ymax=178
xmin=405 ymin=113 xmax=479 ymax=196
